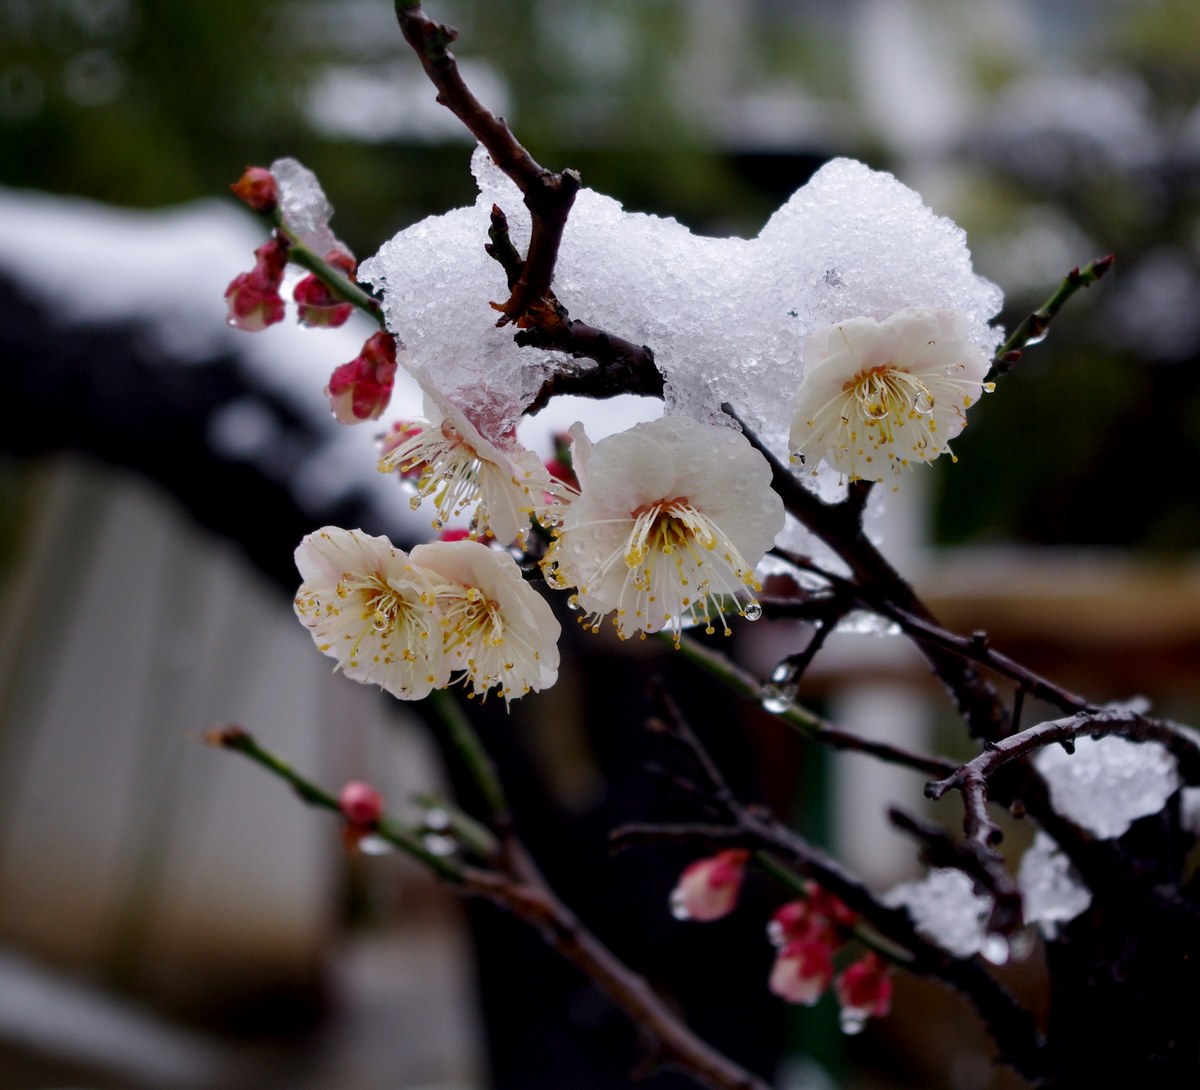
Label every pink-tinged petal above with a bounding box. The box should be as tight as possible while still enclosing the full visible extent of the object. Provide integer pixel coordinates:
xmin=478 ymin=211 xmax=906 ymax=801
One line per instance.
xmin=769 ymin=938 xmax=835 ymax=1005
xmin=669 ymin=850 xmax=749 ymax=922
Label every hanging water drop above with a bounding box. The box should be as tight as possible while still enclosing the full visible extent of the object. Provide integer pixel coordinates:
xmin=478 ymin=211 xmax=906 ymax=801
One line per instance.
xmin=421 ymin=832 xmax=458 ymax=857
xmin=669 ymin=889 xmax=691 ymax=921
xmin=371 ymin=610 xmax=389 ymax=632
xmin=839 ymin=1009 xmax=868 ymax=1035
xmin=760 ymin=681 xmax=797 ymax=714
xmin=913 ymin=389 xmax=934 ymax=414
xmin=409 ymin=495 xmax=423 ymax=511
xmin=423 ymin=807 xmax=451 ymax=833
xmin=743 ymin=602 xmax=763 ymax=621
xmin=981 ymin=933 xmax=1010 ymax=965
xmin=358 ymin=834 xmax=397 ymax=856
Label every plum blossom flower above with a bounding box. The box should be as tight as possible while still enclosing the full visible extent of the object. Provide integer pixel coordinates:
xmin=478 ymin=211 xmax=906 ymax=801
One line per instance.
xmin=669 ymin=850 xmax=749 ymax=922
xmin=835 ymin=952 xmax=892 ymax=1033
xmin=326 ymin=332 xmax=399 ymax=423
xmin=293 ymin=526 xmax=446 ymax=700
xmin=789 ymin=307 xmax=993 ymax=485
xmin=412 ymin=539 xmax=560 ymax=705
xmin=543 ymin=417 xmax=784 ymax=643
xmin=769 ymin=937 xmax=835 ymax=1005
xmin=379 ymin=372 xmax=552 ymax=546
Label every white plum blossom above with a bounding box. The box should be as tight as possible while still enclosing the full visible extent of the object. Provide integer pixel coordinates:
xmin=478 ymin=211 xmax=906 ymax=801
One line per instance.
xmin=380 ymin=370 xmax=553 ymax=546
xmin=789 ymin=307 xmax=993 ymax=485
xmin=412 ymin=539 xmax=560 ymax=705
xmin=293 ymin=526 xmax=446 ymax=700
xmin=542 ymin=416 xmax=785 ymax=643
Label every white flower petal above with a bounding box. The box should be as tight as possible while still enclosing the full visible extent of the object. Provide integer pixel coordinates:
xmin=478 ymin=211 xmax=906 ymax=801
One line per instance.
xmin=790 ymin=307 xmax=992 ymax=485
xmin=544 ymin=416 xmax=784 ymax=641
xmin=293 ymin=526 xmax=447 ymax=700
xmin=412 ymin=540 xmax=561 ymax=704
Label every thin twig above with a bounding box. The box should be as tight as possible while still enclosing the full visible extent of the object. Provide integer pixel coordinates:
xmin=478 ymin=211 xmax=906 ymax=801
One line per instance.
xmin=989 ymin=255 xmax=1115 ymax=379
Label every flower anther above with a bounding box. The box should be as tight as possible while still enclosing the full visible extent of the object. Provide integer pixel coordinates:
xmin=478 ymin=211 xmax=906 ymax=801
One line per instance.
xmin=542 ymin=416 xmax=784 ymax=644
xmin=411 ymin=539 xmax=560 ymax=705
xmin=789 ymin=307 xmax=993 ymax=485
xmin=293 ymin=526 xmax=447 ymax=700
xmin=379 ymin=373 xmax=551 ymax=546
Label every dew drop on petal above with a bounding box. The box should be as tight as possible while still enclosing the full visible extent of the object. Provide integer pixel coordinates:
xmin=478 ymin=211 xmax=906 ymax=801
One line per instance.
xmin=913 ymin=390 xmax=934 ymax=414
xmin=981 ymin=933 xmax=1010 ymax=965
xmin=839 ymin=1009 xmax=868 ymax=1036
xmin=421 ymin=832 xmax=458 ymax=857
xmin=669 ymin=888 xmax=691 ymax=921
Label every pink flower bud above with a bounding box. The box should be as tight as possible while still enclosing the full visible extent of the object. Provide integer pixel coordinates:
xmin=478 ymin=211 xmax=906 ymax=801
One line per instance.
xmin=438 ymin=527 xmax=472 ymax=542
xmin=294 ymin=274 xmax=353 ymax=328
xmin=669 ymin=849 xmax=749 ymax=922
xmin=326 ymin=248 xmax=357 ymax=276
xmin=326 ymin=332 xmax=399 ymax=424
xmin=339 ymin=781 xmax=383 ymax=827
xmin=835 ymin=952 xmax=892 ymax=1029
xmin=768 ymin=899 xmax=830 ymax=948
xmin=807 ymin=882 xmax=859 ymax=931
xmin=769 ymin=937 xmax=835 ymax=1005
xmin=230 ymin=166 xmax=278 ymax=213
xmin=224 ymin=268 xmax=285 ymax=331
xmin=224 ymin=235 xmax=290 ymax=332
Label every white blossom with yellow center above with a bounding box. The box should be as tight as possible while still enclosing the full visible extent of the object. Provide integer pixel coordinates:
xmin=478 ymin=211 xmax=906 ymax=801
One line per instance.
xmin=543 ymin=416 xmax=785 ymax=644
xmin=293 ymin=526 xmax=447 ymax=700
xmin=412 ymin=539 xmax=560 ymax=705
xmin=379 ymin=372 xmax=552 ymax=546
xmin=789 ymin=308 xmax=994 ymax=485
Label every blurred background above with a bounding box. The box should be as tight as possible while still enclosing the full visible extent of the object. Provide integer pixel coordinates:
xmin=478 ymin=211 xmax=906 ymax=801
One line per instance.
xmin=2 ymin=1 xmax=1199 ymax=1088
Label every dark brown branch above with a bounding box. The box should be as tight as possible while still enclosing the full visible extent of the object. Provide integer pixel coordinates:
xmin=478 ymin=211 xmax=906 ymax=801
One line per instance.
xmin=461 ymin=840 xmax=771 ymax=1090
xmin=677 ymin=631 xmax=959 ymax=777
xmin=888 ymin=807 xmax=1024 ymax=935
xmin=394 ymin=4 xmax=579 ymax=324
xmin=722 ymin=402 xmax=1009 ymax=744
xmin=611 ymin=818 xmax=1045 ymax=1080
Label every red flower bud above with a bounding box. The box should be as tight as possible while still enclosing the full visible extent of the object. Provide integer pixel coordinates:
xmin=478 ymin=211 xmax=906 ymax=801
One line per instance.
xmin=806 ymin=882 xmax=859 ymax=931
xmin=835 ymin=952 xmax=892 ymax=1031
xmin=294 ymin=274 xmax=353 ymax=328
xmin=230 ymin=166 xmax=278 ymax=213
xmin=339 ymin=781 xmax=383 ymax=827
xmin=224 ymin=268 xmax=285 ymax=331
xmin=670 ymin=849 xmax=749 ymax=922
xmin=326 ymin=248 xmax=357 ymax=276
xmin=769 ymin=936 xmax=835 ymax=1005
xmin=326 ymin=332 xmax=399 ymax=424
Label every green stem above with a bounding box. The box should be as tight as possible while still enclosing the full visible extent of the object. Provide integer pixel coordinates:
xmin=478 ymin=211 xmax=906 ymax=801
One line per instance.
xmin=269 ymin=211 xmax=386 ymax=324
xmin=754 ymin=851 xmax=914 ymax=966
xmin=425 ymin=690 xmax=510 ymax=823
xmin=990 ymin=254 xmax=1114 ymax=379
xmin=209 ymin=726 xmax=463 ymax=882
xmin=669 ymin=632 xmax=826 ymax=738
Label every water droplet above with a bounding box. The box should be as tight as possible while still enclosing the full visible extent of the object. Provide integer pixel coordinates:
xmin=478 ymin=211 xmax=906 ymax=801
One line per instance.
xmin=770 ymin=662 xmax=792 ymax=684
xmin=371 ymin=611 xmax=389 ymax=632
xmin=981 ymin=933 xmax=1010 ymax=965
xmin=864 ymin=402 xmax=889 ymax=420
xmin=567 ymin=595 xmax=580 ymax=612
xmin=358 ymin=834 xmax=396 ymax=856
xmin=913 ymin=390 xmax=934 ymax=414
xmin=743 ymin=602 xmax=763 ymax=622
xmin=409 ymin=496 xmax=423 ymax=511
xmin=669 ymin=889 xmax=691 ymax=921
xmin=423 ymin=807 xmax=451 ymax=832
xmin=839 ymin=1009 xmax=868 ymax=1035
xmin=421 ymin=832 xmax=457 ymax=857
xmin=766 ymin=919 xmax=786 ymax=949
xmin=1024 ymin=330 xmax=1048 ymax=347
xmin=760 ymin=681 xmax=796 ymax=714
